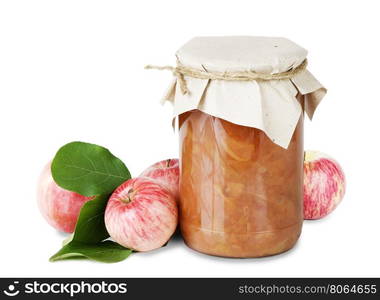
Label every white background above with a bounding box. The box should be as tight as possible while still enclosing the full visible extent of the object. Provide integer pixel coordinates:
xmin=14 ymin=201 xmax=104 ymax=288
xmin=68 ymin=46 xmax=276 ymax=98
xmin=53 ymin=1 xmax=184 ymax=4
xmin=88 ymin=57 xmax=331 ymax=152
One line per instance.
xmin=0 ymin=0 xmax=379 ymax=278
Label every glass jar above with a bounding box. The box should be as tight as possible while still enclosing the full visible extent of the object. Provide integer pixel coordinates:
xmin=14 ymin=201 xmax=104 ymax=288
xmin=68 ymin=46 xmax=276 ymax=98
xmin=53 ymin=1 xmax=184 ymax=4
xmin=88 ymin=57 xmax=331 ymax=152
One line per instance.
xmin=151 ymin=36 xmax=326 ymax=258
xmin=179 ymin=104 xmax=304 ymax=257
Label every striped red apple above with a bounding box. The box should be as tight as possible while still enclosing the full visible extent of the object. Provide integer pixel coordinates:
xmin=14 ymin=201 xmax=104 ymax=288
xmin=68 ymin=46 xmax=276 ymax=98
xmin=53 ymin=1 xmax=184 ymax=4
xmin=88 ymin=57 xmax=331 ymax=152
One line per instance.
xmin=104 ymin=177 xmax=178 ymax=251
xmin=303 ymin=150 xmax=346 ymax=220
xmin=37 ymin=162 xmax=93 ymax=233
xmin=139 ymin=159 xmax=179 ymax=200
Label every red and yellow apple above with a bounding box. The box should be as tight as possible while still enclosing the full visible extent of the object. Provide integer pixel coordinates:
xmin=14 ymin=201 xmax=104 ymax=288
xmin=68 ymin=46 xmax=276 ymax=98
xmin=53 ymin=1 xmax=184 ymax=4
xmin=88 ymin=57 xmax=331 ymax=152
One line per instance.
xmin=37 ymin=162 xmax=93 ymax=233
xmin=139 ymin=159 xmax=179 ymax=200
xmin=104 ymin=177 xmax=178 ymax=251
xmin=303 ymin=150 xmax=346 ymax=220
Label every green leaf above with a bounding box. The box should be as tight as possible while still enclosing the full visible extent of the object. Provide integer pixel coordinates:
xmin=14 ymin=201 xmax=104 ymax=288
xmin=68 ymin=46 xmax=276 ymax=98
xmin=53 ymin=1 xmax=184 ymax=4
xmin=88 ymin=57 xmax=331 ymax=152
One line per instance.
xmin=49 ymin=141 xmax=133 ymax=263
xmin=51 ymin=141 xmax=131 ymax=197
xmin=50 ymin=241 xmax=132 ymax=263
xmin=51 ymin=195 xmax=133 ymax=263
xmin=72 ymin=194 xmax=110 ymax=243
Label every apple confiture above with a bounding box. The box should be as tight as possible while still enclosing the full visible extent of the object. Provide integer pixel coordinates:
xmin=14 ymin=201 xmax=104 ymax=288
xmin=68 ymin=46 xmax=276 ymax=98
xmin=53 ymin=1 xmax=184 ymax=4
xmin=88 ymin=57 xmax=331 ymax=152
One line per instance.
xmin=179 ymin=109 xmax=303 ymax=257
xmin=150 ymin=36 xmax=326 ymax=257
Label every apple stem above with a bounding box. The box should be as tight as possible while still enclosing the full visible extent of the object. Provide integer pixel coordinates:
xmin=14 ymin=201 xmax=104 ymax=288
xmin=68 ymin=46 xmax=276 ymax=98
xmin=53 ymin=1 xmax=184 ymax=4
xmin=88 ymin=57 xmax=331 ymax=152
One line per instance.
xmin=123 ymin=188 xmax=135 ymax=203
xmin=166 ymin=159 xmax=171 ymax=168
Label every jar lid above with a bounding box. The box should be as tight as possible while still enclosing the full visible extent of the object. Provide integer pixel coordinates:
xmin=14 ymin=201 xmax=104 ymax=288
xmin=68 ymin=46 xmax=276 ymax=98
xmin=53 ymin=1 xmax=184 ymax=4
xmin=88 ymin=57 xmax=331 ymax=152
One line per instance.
xmin=176 ymin=36 xmax=307 ymax=74
xmin=159 ymin=36 xmax=326 ymax=149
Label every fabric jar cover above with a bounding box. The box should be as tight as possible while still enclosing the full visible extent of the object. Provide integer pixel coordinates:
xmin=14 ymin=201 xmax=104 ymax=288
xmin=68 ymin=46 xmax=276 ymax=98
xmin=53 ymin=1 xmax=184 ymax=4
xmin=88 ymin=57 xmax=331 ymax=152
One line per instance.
xmin=161 ymin=36 xmax=326 ymax=148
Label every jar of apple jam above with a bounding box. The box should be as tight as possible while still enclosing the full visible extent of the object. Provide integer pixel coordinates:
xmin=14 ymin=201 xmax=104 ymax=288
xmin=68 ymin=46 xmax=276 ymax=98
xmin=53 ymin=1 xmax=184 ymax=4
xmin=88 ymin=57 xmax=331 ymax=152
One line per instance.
xmin=153 ymin=36 xmax=326 ymax=257
xmin=179 ymin=109 xmax=303 ymax=257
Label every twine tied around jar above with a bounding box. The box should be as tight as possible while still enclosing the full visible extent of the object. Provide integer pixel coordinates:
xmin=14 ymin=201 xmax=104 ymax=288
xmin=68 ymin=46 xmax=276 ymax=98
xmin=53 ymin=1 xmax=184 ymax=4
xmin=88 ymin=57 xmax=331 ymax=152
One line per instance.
xmin=145 ymin=59 xmax=308 ymax=95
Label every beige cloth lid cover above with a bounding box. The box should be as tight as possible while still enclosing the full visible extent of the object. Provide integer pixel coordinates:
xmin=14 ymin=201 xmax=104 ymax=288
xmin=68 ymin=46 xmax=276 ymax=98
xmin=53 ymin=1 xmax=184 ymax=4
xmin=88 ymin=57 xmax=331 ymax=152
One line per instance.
xmin=161 ymin=36 xmax=326 ymax=148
